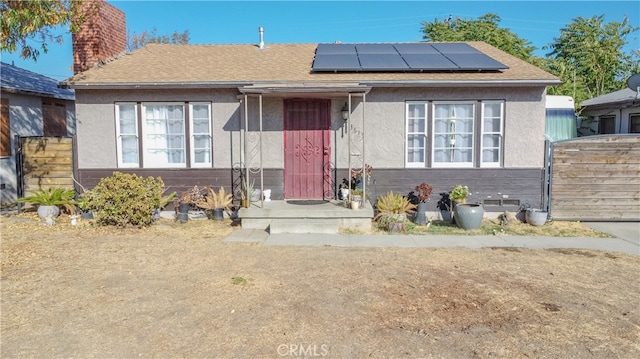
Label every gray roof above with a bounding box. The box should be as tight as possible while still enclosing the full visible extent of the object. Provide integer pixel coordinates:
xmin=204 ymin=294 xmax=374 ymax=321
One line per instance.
xmin=580 ymin=88 xmax=638 ymax=107
xmin=1 ymin=62 xmax=74 ymax=100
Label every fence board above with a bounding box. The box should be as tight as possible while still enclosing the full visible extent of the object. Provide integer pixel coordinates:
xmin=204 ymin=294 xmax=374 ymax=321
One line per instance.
xmin=21 ymin=137 xmax=74 ymax=197
xmin=550 ymin=135 xmax=640 ymax=221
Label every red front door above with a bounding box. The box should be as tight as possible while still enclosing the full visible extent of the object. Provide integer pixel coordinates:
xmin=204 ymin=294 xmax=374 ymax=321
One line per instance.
xmin=284 ymin=99 xmax=331 ymax=199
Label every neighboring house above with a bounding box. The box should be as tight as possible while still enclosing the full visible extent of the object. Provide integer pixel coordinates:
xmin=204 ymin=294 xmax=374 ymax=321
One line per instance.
xmin=580 ymin=88 xmax=640 ymax=135
xmin=63 ymin=0 xmax=560 ymax=213
xmin=0 ymin=62 xmax=75 ymax=207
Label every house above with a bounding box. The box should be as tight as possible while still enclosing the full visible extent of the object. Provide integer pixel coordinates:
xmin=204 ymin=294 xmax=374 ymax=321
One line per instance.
xmin=579 ymin=88 xmax=640 ymax=134
xmin=63 ymin=0 xmax=560 ymax=215
xmin=0 ymin=62 xmax=75 ymax=207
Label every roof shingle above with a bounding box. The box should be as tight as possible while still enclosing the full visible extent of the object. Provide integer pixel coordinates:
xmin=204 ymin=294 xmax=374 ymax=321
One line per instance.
xmin=65 ymin=41 xmax=559 ymax=87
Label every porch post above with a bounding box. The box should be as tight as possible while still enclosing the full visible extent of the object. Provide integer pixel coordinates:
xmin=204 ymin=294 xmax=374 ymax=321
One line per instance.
xmin=243 ymin=94 xmax=248 ymax=202
xmin=259 ymin=94 xmax=264 ymax=208
xmin=362 ymin=93 xmax=366 ymax=205
xmin=347 ymin=93 xmax=352 ymax=197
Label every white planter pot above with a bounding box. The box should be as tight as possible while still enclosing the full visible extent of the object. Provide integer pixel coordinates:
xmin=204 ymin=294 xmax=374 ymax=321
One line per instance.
xmin=37 ymin=205 xmax=59 ymax=219
xmin=526 ymin=209 xmax=548 ymax=226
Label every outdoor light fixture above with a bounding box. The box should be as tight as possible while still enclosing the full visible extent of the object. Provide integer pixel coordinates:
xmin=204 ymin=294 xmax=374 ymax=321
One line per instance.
xmin=341 ymin=103 xmax=349 ymax=121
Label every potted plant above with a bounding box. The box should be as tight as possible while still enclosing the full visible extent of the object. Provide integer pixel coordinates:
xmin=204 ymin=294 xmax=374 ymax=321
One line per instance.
xmin=240 ymin=179 xmax=255 ymax=208
xmin=76 ymin=191 xmax=95 ymax=219
xmin=374 ymin=191 xmax=416 ymax=232
xmin=411 ymin=182 xmax=432 ymax=225
xmin=17 ymin=187 xmax=76 ymax=219
xmin=350 ymin=163 xmax=373 ymax=190
xmin=174 ymin=185 xmax=206 ymax=222
xmin=449 ymin=184 xmax=484 ymax=230
xmin=196 ymin=186 xmax=233 ymax=221
xmin=449 ymin=184 xmax=470 ymax=204
xmin=339 ymin=179 xmax=350 ymax=200
xmin=436 ymin=192 xmax=453 ymax=223
xmin=520 ymin=203 xmax=548 ymax=226
xmin=350 ymin=188 xmax=363 ymax=210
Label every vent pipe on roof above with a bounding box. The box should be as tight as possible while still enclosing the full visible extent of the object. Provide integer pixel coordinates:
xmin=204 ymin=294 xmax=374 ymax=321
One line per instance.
xmin=258 ymin=26 xmax=265 ymax=49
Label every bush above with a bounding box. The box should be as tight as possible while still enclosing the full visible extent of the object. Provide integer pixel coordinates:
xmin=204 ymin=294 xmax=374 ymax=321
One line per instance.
xmin=90 ymin=172 xmax=165 ymax=227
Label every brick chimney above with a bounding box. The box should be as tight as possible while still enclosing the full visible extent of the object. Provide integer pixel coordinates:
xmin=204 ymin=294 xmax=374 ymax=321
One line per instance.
xmin=72 ymin=0 xmax=126 ymax=74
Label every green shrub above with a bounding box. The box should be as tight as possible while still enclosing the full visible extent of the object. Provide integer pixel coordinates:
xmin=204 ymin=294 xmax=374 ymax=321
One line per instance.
xmin=90 ymin=172 xmax=165 ymax=227
xmin=17 ymin=187 xmax=76 ymax=213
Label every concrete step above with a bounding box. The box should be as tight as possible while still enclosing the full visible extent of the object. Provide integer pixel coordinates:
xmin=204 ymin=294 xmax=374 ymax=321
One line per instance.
xmin=269 ymin=218 xmax=339 ymax=234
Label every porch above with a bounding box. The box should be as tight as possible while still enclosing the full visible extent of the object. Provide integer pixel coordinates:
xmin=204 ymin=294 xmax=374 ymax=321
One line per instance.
xmin=238 ymin=200 xmax=374 ymax=234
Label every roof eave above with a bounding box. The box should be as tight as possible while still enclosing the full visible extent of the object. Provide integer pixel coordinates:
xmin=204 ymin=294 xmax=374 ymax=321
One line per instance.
xmin=61 ymin=81 xmax=255 ymax=90
xmin=63 ymin=79 xmax=561 ymax=90
xmin=360 ymin=79 xmax=562 ymax=87
xmin=1 ymin=86 xmax=75 ymax=101
xmin=580 ymin=99 xmax=639 ymax=110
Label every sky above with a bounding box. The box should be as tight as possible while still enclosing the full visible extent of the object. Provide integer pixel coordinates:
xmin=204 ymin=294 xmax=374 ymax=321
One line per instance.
xmin=1 ymin=0 xmax=638 ymax=80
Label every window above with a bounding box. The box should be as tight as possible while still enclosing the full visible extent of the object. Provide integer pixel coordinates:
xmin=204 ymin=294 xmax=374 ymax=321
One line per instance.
xmin=481 ymin=101 xmax=504 ymax=167
xmin=405 ymin=102 xmax=427 ymax=167
xmin=629 ymin=114 xmax=640 ymax=133
xmin=189 ymin=103 xmax=212 ymax=167
xmin=42 ymin=99 xmax=67 ymax=136
xmin=115 ymin=102 xmax=212 ymax=168
xmin=405 ymin=100 xmax=505 ymax=168
xmin=1 ymin=98 xmax=9 ymax=157
xmin=115 ymin=103 xmax=139 ymax=167
xmin=142 ymin=103 xmax=186 ymax=168
xmin=432 ymin=102 xmax=475 ymax=167
xmin=599 ymin=115 xmax=616 ymax=134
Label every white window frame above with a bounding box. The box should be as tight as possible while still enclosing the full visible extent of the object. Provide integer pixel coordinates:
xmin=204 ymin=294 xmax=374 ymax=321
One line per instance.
xmin=141 ymin=102 xmax=186 ymax=168
xmin=431 ymin=101 xmax=475 ymax=168
xmin=405 ymin=101 xmax=428 ymax=167
xmin=115 ymin=102 xmax=139 ymax=168
xmin=189 ymin=102 xmax=213 ymax=168
xmin=480 ymin=101 xmax=504 ymax=168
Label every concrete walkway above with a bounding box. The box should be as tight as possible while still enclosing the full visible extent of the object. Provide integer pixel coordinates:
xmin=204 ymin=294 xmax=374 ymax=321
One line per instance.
xmin=224 ymin=222 xmax=640 ymax=255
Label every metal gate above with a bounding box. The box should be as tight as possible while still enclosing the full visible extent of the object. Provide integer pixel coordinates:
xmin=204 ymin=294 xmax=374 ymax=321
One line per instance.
xmin=283 ymin=99 xmax=331 ymax=199
xmin=16 ymin=136 xmax=74 ymax=198
xmin=548 ymin=135 xmax=640 ymax=221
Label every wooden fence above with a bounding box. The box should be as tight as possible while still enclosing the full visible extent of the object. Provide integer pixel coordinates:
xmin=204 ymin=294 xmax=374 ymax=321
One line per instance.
xmin=19 ymin=137 xmax=74 ymax=196
xmin=550 ymin=135 xmax=640 ymax=221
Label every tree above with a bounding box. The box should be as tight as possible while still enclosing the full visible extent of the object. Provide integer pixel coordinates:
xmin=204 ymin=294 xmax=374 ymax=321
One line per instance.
xmin=545 ymin=15 xmax=639 ymax=105
xmin=0 ymin=0 xmax=85 ymax=61
xmin=127 ymin=28 xmax=190 ymax=51
xmin=421 ymin=13 xmax=536 ymax=61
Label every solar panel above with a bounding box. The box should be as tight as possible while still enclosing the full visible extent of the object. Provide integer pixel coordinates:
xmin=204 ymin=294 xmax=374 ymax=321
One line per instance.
xmin=315 ymin=43 xmax=357 ymax=55
xmin=393 ymin=43 xmax=439 ymax=54
xmin=431 ymin=43 xmax=478 ymax=54
xmin=358 ymin=54 xmax=408 ymax=70
xmin=312 ymin=54 xmax=360 ymax=71
xmin=311 ymin=42 xmax=509 ymax=72
xmin=402 ymin=54 xmax=458 ymax=70
xmin=355 ymin=44 xmax=398 ymax=54
xmin=446 ymin=53 xmax=508 ymax=70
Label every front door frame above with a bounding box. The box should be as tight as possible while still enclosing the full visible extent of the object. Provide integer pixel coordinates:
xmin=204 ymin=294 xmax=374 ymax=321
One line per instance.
xmin=283 ymin=98 xmax=331 ymax=200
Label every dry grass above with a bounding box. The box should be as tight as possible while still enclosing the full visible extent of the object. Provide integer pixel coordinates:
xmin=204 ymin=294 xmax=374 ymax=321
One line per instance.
xmin=1 ymin=212 xmax=638 ymax=358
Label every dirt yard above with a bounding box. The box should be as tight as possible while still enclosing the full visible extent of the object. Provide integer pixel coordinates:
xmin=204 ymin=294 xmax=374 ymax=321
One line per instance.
xmin=1 ymin=214 xmax=639 ymax=358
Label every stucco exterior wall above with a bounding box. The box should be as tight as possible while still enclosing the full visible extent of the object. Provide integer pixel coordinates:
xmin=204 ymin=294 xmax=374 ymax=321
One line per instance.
xmin=0 ymin=92 xmax=75 ymax=206
xmin=75 ymin=85 xmax=547 ymax=172
xmin=75 ymin=89 xmax=241 ymax=169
